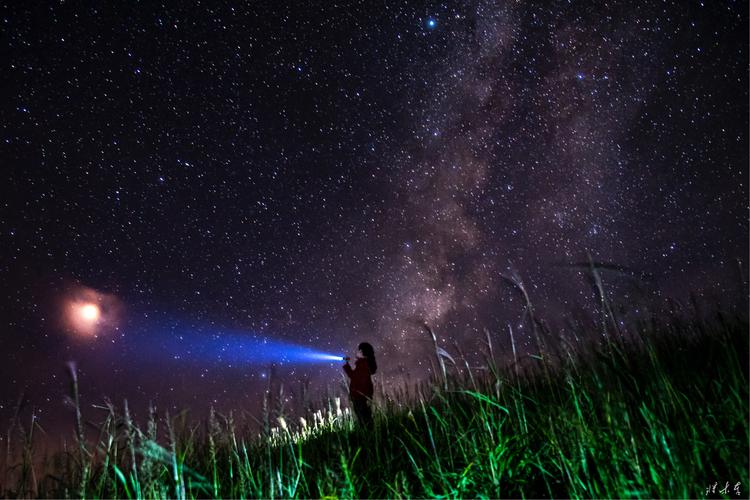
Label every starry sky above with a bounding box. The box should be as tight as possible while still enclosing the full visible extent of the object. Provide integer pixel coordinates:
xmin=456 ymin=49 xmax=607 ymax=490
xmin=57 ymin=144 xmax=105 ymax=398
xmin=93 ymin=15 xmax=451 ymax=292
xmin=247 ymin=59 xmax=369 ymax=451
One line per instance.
xmin=1 ymin=1 xmax=747 ymax=435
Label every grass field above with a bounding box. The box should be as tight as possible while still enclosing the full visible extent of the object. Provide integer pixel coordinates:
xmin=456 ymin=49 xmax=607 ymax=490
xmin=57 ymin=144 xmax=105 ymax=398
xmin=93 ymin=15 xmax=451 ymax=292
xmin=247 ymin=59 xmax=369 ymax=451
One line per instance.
xmin=3 ymin=306 xmax=748 ymax=498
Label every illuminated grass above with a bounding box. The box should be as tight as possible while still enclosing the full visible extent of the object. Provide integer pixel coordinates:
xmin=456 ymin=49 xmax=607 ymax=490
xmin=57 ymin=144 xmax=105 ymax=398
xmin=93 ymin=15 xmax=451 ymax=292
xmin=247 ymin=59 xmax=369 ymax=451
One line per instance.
xmin=2 ymin=310 xmax=748 ymax=498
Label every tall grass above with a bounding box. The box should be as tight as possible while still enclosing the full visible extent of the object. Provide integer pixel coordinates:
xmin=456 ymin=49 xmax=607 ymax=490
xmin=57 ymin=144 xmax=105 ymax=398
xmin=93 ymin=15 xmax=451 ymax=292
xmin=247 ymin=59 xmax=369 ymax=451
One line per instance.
xmin=2 ymin=307 xmax=748 ymax=498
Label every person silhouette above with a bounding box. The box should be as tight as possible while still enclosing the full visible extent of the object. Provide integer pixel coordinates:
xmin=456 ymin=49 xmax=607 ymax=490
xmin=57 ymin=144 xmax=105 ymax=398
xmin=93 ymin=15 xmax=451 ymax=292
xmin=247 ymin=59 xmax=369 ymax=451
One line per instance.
xmin=343 ymin=342 xmax=377 ymax=427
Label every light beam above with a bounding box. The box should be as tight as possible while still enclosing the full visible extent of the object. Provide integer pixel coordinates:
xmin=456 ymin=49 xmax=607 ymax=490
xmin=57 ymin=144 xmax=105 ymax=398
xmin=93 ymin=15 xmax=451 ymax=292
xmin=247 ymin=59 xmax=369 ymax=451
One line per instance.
xmin=133 ymin=319 xmax=345 ymax=367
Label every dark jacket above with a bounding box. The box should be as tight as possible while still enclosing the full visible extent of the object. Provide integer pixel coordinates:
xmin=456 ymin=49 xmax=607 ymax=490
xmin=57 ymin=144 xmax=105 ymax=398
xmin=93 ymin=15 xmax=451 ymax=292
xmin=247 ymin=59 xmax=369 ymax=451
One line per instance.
xmin=343 ymin=358 xmax=373 ymax=400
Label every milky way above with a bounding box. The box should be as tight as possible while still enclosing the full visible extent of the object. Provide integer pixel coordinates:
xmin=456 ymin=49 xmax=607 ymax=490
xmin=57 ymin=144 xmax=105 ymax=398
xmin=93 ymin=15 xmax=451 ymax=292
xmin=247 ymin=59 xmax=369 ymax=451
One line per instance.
xmin=1 ymin=1 xmax=746 ymax=435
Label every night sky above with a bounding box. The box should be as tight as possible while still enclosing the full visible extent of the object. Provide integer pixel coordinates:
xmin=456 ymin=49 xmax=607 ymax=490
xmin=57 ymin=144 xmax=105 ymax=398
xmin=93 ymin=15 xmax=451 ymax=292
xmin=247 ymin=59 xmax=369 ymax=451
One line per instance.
xmin=1 ymin=1 xmax=747 ymax=436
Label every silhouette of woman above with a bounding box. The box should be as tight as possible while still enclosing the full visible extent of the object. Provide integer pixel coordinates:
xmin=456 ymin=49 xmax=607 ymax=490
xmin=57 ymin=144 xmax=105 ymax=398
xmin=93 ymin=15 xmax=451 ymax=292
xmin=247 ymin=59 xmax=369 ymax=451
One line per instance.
xmin=343 ymin=342 xmax=377 ymax=427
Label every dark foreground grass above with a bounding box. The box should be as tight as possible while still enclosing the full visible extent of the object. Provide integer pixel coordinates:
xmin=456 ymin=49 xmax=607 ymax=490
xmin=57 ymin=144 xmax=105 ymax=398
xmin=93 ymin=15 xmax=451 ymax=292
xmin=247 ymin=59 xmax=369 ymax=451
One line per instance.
xmin=3 ymin=311 xmax=748 ymax=498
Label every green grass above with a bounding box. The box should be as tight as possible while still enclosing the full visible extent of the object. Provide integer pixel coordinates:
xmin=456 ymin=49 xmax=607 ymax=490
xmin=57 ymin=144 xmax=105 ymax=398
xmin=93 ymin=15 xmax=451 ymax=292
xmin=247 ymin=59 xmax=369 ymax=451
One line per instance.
xmin=3 ymin=310 xmax=748 ymax=498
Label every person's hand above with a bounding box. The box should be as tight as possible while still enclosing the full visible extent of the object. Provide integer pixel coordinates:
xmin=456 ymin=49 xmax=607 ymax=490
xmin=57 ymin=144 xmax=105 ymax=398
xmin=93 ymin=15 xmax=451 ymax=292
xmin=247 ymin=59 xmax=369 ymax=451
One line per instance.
xmin=343 ymin=356 xmax=351 ymax=361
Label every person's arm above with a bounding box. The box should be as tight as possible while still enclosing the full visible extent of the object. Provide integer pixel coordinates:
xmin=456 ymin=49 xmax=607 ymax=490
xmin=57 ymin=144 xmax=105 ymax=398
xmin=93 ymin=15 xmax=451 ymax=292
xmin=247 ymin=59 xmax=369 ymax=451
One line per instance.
xmin=343 ymin=361 xmax=353 ymax=378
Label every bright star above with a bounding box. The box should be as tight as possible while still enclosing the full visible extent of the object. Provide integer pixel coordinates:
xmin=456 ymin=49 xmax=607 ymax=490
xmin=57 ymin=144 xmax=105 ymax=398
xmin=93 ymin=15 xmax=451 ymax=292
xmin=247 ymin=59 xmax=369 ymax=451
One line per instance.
xmin=79 ymin=303 xmax=100 ymax=322
xmin=427 ymin=18 xmax=437 ymax=29
xmin=67 ymin=300 xmax=101 ymax=337
xmin=61 ymin=286 xmax=122 ymax=339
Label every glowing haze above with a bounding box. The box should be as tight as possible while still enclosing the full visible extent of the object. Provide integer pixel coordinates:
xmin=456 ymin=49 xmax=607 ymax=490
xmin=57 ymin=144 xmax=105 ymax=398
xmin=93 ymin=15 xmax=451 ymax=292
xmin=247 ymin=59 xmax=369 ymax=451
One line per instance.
xmin=61 ymin=286 xmax=122 ymax=339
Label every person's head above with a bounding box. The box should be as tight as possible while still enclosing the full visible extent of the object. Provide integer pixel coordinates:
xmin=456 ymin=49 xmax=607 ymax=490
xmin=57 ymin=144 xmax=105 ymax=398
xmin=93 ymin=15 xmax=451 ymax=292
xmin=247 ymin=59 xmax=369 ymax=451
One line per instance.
xmin=357 ymin=342 xmax=377 ymax=374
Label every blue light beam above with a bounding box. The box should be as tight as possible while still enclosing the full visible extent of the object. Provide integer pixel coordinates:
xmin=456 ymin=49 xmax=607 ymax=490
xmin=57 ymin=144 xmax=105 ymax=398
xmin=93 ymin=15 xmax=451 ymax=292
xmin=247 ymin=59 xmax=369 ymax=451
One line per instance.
xmin=144 ymin=325 xmax=345 ymax=366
